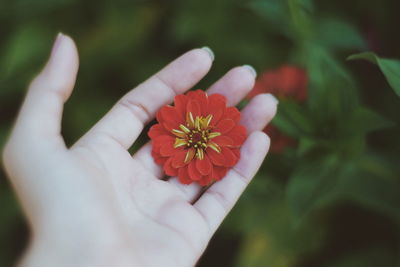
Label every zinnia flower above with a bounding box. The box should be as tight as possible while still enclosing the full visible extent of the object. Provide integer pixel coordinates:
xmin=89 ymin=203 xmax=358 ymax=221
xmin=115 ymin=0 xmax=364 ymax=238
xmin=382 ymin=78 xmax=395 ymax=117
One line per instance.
xmin=247 ymin=65 xmax=307 ymax=102
xmin=247 ymin=65 xmax=308 ymax=153
xmin=263 ymin=124 xmax=296 ymax=153
xmin=148 ymin=90 xmax=247 ymax=186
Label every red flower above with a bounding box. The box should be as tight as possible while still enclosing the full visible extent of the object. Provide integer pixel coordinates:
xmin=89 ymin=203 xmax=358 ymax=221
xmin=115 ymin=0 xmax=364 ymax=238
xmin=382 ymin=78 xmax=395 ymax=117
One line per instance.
xmin=263 ymin=125 xmax=296 ymax=153
xmin=247 ymin=65 xmax=308 ymax=153
xmin=148 ymin=90 xmax=247 ymax=186
xmin=247 ymin=65 xmax=307 ymax=102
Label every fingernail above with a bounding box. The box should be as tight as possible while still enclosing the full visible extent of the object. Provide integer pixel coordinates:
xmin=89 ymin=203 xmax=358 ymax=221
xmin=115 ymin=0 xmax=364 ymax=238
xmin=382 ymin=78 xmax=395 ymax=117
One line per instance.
xmin=51 ymin=33 xmax=64 ymax=58
xmin=243 ymin=64 xmax=257 ymax=77
xmin=201 ymin=46 xmax=214 ymax=61
xmin=266 ymin=93 xmax=279 ymax=104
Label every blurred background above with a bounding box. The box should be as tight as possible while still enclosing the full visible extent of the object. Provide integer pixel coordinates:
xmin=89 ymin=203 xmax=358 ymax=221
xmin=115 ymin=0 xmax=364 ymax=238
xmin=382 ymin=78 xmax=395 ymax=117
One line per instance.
xmin=1 ymin=0 xmax=399 ymax=266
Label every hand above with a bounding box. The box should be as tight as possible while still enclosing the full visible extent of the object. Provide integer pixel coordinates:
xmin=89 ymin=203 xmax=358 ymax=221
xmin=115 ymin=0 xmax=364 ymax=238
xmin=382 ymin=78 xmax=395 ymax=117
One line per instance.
xmin=2 ymin=33 xmax=277 ymax=267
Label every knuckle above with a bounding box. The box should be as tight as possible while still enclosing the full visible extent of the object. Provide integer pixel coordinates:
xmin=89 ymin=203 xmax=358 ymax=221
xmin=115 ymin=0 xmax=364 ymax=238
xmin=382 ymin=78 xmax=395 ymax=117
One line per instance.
xmin=232 ymin=167 xmax=251 ymax=185
xmin=119 ymin=98 xmax=151 ymax=124
xmin=208 ymin=189 xmax=230 ymax=213
xmin=29 ymin=72 xmax=70 ymax=101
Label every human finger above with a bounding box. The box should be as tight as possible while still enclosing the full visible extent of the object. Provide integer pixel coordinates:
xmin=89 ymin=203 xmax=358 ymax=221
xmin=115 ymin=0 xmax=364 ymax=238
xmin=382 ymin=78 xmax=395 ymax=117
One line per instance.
xmin=193 ymin=131 xmax=270 ymax=234
xmin=6 ymin=33 xmax=79 ymax=151
xmin=74 ymin=48 xmax=214 ymax=150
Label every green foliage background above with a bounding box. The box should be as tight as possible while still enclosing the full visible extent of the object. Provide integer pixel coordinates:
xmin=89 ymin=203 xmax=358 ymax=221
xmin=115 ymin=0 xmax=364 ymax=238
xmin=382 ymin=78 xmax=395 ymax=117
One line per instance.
xmin=1 ymin=0 xmax=399 ymax=266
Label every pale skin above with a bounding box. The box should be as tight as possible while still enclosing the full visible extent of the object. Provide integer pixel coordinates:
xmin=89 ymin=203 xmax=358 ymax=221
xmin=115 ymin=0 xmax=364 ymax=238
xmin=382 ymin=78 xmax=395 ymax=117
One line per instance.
xmin=2 ymin=33 xmax=278 ymax=267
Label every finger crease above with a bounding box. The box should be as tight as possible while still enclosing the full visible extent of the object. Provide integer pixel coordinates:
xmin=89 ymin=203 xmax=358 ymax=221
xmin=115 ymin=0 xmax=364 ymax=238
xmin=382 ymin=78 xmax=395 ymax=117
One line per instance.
xmin=205 ymin=189 xmax=230 ymax=213
xmin=168 ymin=179 xmax=193 ymax=200
xmin=195 ymin=208 xmax=213 ymax=235
xmin=154 ymin=74 xmax=179 ymax=96
xmin=96 ymin=130 xmax=127 ymax=149
xmin=231 ymin=166 xmax=250 ymax=185
xmin=119 ymin=98 xmax=152 ymax=124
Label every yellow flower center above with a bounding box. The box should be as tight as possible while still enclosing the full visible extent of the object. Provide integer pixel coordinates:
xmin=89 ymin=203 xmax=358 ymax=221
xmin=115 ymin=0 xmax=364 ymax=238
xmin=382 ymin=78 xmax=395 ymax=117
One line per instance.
xmin=171 ymin=112 xmax=221 ymax=163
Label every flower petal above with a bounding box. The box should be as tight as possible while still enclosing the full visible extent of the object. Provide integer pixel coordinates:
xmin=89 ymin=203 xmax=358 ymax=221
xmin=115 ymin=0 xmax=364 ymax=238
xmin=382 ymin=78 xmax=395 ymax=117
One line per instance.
xmin=178 ymin=167 xmax=192 ymax=184
xmin=153 ymin=134 xmax=174 ymax=144
xmin=227 ymin=133 xmax=247 ymax=147
xmin=153 ymin=135 xmax=174 ymax=153
xmin=202 ymin=167 xmax=215 ymax=185
xmin=227 ymin=125 xmax=247 ymax=136
xmin=189 ymin=90 xmax=208 ymax=116
xmin=174 ymin=94 xmax=188 ymax=120
xmin=208 ymin=94 xmax=226 ymax=125
xmin=148 ymin=124 xmax=170 ymax=139
xmin=164 ymin=157 xmax=178 ymax=176
xmin=232 ymin=148 xmax=240 ymax=158
xmin=206 ymin=148 xmax=225 ymax=166
xmin=196 ymin=155 xmax=212 ymax=175
xmin=188 ymin=160 xmax=202 ymax=180
xmin=155 ymin=157 xmax=168 ymax=165
xmin=215 ymin=119 xmax=235 ymax=134
xmin=172 ymin=150 xmax=187 ymax=168
xmin=198 ymin=174 xmax=213 ymax=186
xmin=225 ymin=107 xmax=241 ymax=123
xmin=211 ymin=135 xmax=234 ymax=147
xmin=158 ymin=106 xmax=182 ymax=131
xmin=152 ymin=150 xmax=168 ymax=165
xmin=186 ymin=100 xmax=201 ymax=118
xmin=213 ymin=166 xmax=228 ymax=181
xmin=160 ymin=140 xmax=176 ymax=156
xmin=221 ymin=147 xmax=238 ymax=167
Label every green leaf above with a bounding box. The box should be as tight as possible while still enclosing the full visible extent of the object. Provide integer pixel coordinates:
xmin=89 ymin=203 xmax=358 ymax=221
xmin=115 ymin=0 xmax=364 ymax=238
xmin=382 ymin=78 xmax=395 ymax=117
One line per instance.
xmin=287 ymin=0 xmax=314 ymax=40
xmin=336 ymin=171 xmax=400 ymax=223
xmin=248 ymin=0 xmax=286 ymax=21
xmin=272 ymin=100 xmax=313 ymax=137
xmin=287 ymin=153 xmax=400 ymax=223
xmin=347 ymin=52 xmax=400 ymax=97
xmin=247 ymin=0 xmax=291 ymax=36
xmin=302 ymin=44 xmax=359 ymax=116
xmin=286 ymin=154 xmax=345 ymax=218
xmin=317 ymin=18 xmax=366 ymax=50
xmin=340 ymin=107 xmax=395 ymax=135
xmin=0 ymin=23 xmax=49 ymax=80
xmin=358 ymin=153 xmax=400 ymax=182
xmin=298 ymin=0 xmax=314 ymax=12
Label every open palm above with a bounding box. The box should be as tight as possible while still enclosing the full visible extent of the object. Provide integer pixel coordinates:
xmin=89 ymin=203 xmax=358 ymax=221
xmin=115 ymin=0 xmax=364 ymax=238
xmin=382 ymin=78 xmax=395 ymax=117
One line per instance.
xmin=3 ymin=34 xmax=277 ymax=267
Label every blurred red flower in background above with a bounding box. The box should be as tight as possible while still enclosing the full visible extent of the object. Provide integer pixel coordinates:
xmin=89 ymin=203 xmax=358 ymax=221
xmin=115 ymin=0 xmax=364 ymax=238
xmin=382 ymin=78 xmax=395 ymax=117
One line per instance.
xmin=149 ymin=90 xmax=247 ymax=186
xmin=247 ymin=65 xmax=308 ymax=153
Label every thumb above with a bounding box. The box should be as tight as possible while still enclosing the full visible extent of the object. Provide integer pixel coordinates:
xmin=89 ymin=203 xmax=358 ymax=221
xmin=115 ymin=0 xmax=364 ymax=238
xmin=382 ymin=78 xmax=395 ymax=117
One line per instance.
xmin=13 ymin=33 xmax=79 ymax=149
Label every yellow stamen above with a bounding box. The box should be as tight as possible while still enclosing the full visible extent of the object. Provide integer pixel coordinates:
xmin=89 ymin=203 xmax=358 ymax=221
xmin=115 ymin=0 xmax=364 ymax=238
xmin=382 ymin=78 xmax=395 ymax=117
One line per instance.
xmin=196 ymin=148 xmax=204 ymax=160
xmin=179 ymin=124 xmax=191 ymax=134
xmin=172 ymin=129 xmax=186 ymax=138
xmin=204 ymin=114 xmax=213 ymax=129
xmin=208 ymin=132 xmax=221 ymax=139
xmin=174 ymin=138 xmax=188 ymax=148
xmin=184 ymin=148 xmax=195 ymax=164
xmin=195 ymin=116 xmax=201 ymax=130
xmin=186 ymin=112 xmax=195 ymax=128
xmin=170 ymin=112 xmax=223 ymax=164
xmin=207 ymin=141 xmax=221 ymax=153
